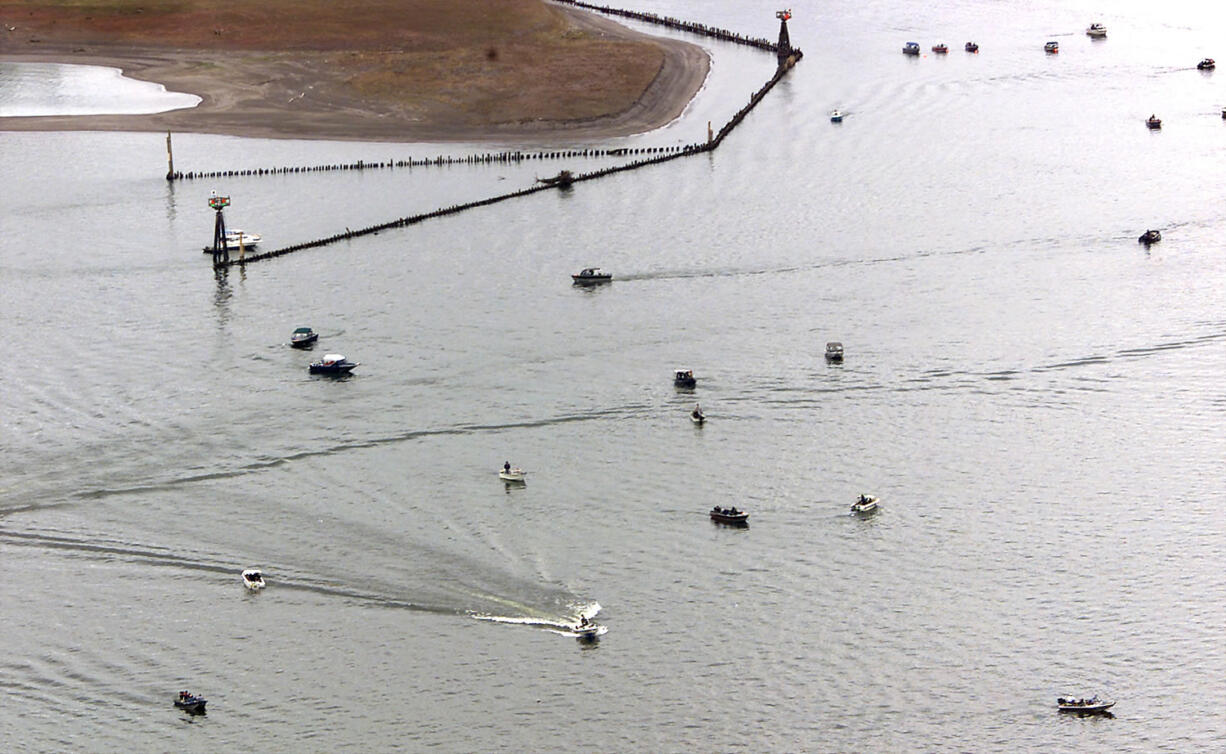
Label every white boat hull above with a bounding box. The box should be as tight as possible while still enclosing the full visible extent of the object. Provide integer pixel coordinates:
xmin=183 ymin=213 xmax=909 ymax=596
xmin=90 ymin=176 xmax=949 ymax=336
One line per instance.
xmin=499 ymin=470 xmax=526 ymax=482
xmin=851 ymin=497 xmax=879 ymax=513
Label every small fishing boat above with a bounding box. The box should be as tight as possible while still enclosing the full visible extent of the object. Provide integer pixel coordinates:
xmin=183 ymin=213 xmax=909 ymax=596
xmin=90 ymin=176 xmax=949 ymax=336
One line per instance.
xmin=830 ymin=109 xmax=844 ymax=123
xmin=174 ymin=691 xmax=207 ymax=713
xmin=499 ymin=463 xmax=526 ymax=482
xmin=674 ymin=369 xmax=697 ymax=388
xmin=309 ymin=354 xmax=358 ymax=375
xmin=1198 ymin=58 xmax=1215 ymax=70
xmin=690 ymin=404 xmax=705 ymax=424
xmin=1146 ymin=114 xmax=1162 ymax=129
xmin=903 ymin=42 xmax=920 ymax=56
xmin=1044 ymin=41 xmax=1059 ymax=54
xmin=571 ymin=267 xmax=613 ymax=285
xmin=965 ymin=42 xmax=979 ymax=53
xmin=241 ymin=569 xmax=265 ymax=591
xmin=1138 ymin=229 xmax=1162 ymax=245
xmin=851 ymin=494 xmax=879 ymax=514
xmin=932 ymin=43 xmax=948 ymax=54
xmin=710 ymin=506 xmax=749 ymax=524
xmin=825 ymin=342 xmax=845 ymax=363
xmin=574 ymin=618 xmax=600 ymax=640
xmin=290 ymin=326 xmax=318 ymax=348
xmin=1086 ymin=23 xmax=1107 ymax=38
xmin=1057 ymin=695 xmax=1115 ymax=713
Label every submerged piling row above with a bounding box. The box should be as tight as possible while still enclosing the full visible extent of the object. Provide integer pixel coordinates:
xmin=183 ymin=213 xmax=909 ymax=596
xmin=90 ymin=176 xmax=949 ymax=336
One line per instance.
xmin=169 ymin=145 xmax=693 ymax=182
xmin=551 ymin=0 xmax=779 ymax=52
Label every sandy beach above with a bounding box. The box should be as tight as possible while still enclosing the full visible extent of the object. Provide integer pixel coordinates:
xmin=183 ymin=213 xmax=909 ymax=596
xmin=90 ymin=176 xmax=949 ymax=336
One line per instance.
xmin=0 ymin=5 xmax=709 ymax=143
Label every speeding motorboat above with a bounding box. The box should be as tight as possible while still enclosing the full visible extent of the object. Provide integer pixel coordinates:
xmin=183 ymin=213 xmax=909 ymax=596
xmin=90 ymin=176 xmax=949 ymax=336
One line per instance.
xmin=903 ymin=42 xmax=920 ymax=56
xmin=1198 ymin=58 xmax=1216 ymax=70
xmin=290 ymin=326 xmax=318 ymax=348
xmin=674 ymin=369 xmax=697 ymax=388
xmin=965 ymin=42 xmax=979 ymax=53
xmin=241 ymin=568 xmax=265 ymax=591
xmin=499 ymin=463 xmax=526 ymax=482
xmin=574 ymin=617 xmax=600 ymax=640
xmin=1138 ymin=229 xmax=1162 ymax=245
xmin=1044 ymin=41 xmax=1059 ymax=54
xmin=830 ymin=109 xmax=844 ymax=123
xmin=1086 ymin=23 xmax=1107 ymax=38
xmin=174 ymin=691 xmax=207 ymax=713
xmin=825 ymin=342 xmax=845 ymax=363
xmin=571 ymin=267 xmax=613 ymax=285
xmin=1146 ymin=114 xmax=1162 ymax=129
xmin=710 ymin=506 xmax=749 ymax=524
xmin=1057 ymin=695 xmax=1115 ymax=713
xmin=690 ymin=404 xmax=705 ymax=424
xmin=308 ymin=354 xmax=358 ymax=375
xmin=851 ymin=494 xmax=879 ymax=513
xmin=932 ymin=43 xmax=948 ymax=54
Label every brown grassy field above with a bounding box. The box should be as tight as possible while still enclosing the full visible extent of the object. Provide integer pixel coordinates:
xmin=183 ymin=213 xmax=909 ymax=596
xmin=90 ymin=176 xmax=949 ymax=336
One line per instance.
xmin=0 ymin=0 xmax=692 ymax=134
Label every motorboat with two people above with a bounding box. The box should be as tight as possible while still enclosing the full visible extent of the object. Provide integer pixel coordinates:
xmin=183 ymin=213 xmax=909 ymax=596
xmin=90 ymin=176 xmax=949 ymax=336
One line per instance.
xmin=690 ymin=403 xmax=705 ymax=424
xmin=1146 ymin=114 xmax=1162 ymax=130
xmin=290 ymin=326 xmax=318 ymax=349
xmin=1086 ymin=23 xmax=1107 ymax=39
xmin=174 ymin=690 xmax=207 ymax=713
xmin=931 ymin=43 xmax=948 ymax=54
xmin=241 ymin=568 xmax=265 ymax=591
xmin=903 ymin=41 xmax=920 ymax=56
xmin=1044 ymin=41 xmax=1059 ymax=54
xmin=309 ymin=353 xmax=358 ymax=375
xmin=830 ymin=109 xmax=844 ymax=123
xmin=965 ymin=41 xmax=979 ymax=53
xmin=574 ymin=615 xmax=601 ymax=640
xmin=674 ymin=369 xmax=697 ymax=388
xmin=1198 ymin=58 xmax=1216 ymax=70
xmin=851 ymin=494 xmax=879 ymax=514
xmin=825 ymin=341 xmax=845 ymax=363
xmin=572 ymin=267 xmax=613 ymax=285
xmin=499 ymin=461 xmax=526 ymax=483
xmin=1138 ymin=229 xmax=1162 ymax=245
xmin=1057 ymin=695 xmax=1115 ymax=713
xmin=710 ymin=505 xmax=749 ymax=525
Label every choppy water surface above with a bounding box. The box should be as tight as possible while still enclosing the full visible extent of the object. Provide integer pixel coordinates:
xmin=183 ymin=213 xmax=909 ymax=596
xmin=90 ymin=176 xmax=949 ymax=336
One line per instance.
xmin=3 ymin=0 xmax=1226 ymax=750
xmin=0 ymin=62 xmax=200 ymax=116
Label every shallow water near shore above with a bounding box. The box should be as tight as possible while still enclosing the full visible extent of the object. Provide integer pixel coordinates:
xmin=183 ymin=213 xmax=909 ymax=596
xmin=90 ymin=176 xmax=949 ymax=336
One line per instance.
xmin=3 ymin=0 xmax=1226 ymax=750
xmin=0 ymin=62 xmax=200 ymax=116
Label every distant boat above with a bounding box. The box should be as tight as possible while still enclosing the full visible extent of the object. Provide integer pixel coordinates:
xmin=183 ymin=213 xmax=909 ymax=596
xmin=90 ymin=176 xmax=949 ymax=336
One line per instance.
xmin=1044 ymin=41 xmax=1059 ymax=54
xmin=965 ymin=42 xmax=979 ymax=53
xmin=825 ymin=342 xmax=845 ymax=363
xmin=290 ymin=326 xmax=318 ymax=348
xmin=309 ymin=353 xmax=358 ymax=375
xmin=903 ymin=42 xmax=920 ymax=56
xmin=1057 ymin=695 xmax=1115 ymax=713
xmin=690 ymin=404 xmax=705 ymax=424
xmin=931 ymin=43 xmax=948 ymax=54
xmin=1086 ymin=23 xmax=1107 ymax=38
xmin=710 ymin=506 xmax=749 ymax=525
xmin=1197 ymin=57 xmax=1215 ymax=70
xmin=499 ymin=464 xmax=526 ymax=483
xmin=571 ymin=267 xmax=613 ymax=285
xmin=1146 ymin=114 xmax=1162 ymax=129
xmin=1138 ymin=229 xmax=1162 ymax=245
xmin=674 ymin=369 xmax=696 ymax=388
xmin=174 ymin=691 xmax=207 ymax=713
xmin=830 ymin=109 xmax=844 ymax=123
xmin=201 ymin=229 xmax=261 ymax=254
xmin=241 ymin=568 xmax=265 ymax=591
xmin=573 ymin=618 xmax=600 ymax=640
xmin=851 ymin=494 xmax=879 ymax=514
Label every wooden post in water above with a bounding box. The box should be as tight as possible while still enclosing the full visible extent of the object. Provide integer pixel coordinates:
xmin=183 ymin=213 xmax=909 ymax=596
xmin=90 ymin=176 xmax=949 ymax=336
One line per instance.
xmin=707 ymin=121 xmax=713 ymax=145
xmin=165 ymin=131 xmax=175 ymax=180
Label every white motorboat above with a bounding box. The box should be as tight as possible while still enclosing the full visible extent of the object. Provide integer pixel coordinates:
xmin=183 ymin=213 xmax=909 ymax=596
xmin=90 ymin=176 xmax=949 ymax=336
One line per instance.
xmin=572 ymin=267 xmax=613 ymax=285
xmin=499 ymin=464 xmax=526 ymax=482
xmin=851 ymin=494 xmax=879 ymax=513
xmin=241 ymin=568 xmax=265 ymax=591
xmin=1086 ymin=23 xmax=1107 ymax=38
xmin=202 ymin=228 xmax=262 ymax=253
xmin=574 ymin=618 xmax=600 ymax=639
xmin=1057 ymin=695 xmax=1115 ymax=713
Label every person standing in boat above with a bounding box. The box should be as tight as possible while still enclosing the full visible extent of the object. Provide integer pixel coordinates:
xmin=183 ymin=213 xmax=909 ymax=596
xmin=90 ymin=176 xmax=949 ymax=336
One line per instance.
xmin=504 ymin=461 xmax=511 ymax=474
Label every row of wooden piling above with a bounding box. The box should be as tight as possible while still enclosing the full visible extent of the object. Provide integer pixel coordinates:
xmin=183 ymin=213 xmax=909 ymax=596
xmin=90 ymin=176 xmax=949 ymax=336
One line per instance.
xmin=552 ymin=0 xmax=780 ymax=52
xmin=169 ymin=145 xmax=692 ymax=182
xmin=216 ymin=53 xmax=801 ymax=269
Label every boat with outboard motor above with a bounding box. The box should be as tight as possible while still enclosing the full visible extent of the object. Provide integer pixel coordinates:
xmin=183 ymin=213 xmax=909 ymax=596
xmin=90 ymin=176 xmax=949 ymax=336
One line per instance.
xmin=710 ymin=506 xmax=749 ymax=524
xmin=174 ymin=691 xmax=207 ymax=713
xmin=674 ymin=369 xmax=696 ymax=388
xmin=1138 ymin=229 xmax=1162 ymax=245
xmin=851 ymin=494 xmax=879 ymax=513
xmin=1198 ymin=58 xmax=1215 ymax=70
xmin=1057 ymin=695 xmax=1115 ymax=713
xmin=290 ymin=326 xmax=318 ymax=348
xmin=1044 ymin=41 xmax=1059 ymax=53
xmin=241 ymin=568 xmax=265 ymax=591
xmin=965 ymin=41 xmax=979 ymax=53
xmin=690 ymin=404 xmax=705 ymax=424
xmin=572 ymin=267 xmax=613 ymax=285
xmin=574 ymin=616 xmax=600 ymax=639
xmin=309 ymin=354 xmax=358 ymax=375
xmin=499 ymin=462 xmax=526 ymax=482
xmin=903 ymin=42 xmax=920 ymax=56
xmin=932 ymin=43 xmax=948 ymax=54
xmin=1146 ymin=114 xmax=1162 ymax=129
xmin=830 ymin=109 xmax=844 ymax=123
xmin=1086 ymin=23 xmax=1107 ymax=38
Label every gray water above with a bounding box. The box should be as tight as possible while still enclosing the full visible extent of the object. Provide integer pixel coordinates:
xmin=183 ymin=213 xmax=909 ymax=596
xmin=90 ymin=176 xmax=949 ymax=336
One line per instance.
xmin=0 ymin=63 xmax=200 ymax=116
xmin=3 ymin=0 xmax=1226 ymax=750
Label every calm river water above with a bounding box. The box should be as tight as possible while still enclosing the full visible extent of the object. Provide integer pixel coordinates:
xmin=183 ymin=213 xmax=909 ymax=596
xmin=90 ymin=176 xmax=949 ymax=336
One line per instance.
xmin=3 ymin=0 xmax=1226 ymax=750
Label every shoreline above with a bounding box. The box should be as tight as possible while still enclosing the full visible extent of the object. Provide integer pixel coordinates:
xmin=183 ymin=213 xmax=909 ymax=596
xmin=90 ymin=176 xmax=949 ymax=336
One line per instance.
xmin=0 ymin=8 xmax=710 ymax=145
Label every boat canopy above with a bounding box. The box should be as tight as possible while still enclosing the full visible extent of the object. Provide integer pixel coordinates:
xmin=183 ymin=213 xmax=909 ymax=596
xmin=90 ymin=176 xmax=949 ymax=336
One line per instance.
xmin=322 ymin=354 xmax=346 ymax=364
xmin=293 ymin=327 xmax=313 ymax=334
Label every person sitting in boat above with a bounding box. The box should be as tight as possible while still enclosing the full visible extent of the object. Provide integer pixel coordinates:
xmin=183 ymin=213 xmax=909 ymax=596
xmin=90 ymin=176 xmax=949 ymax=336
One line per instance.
xmin=579 ymin=616 xmax=589 ymax=627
